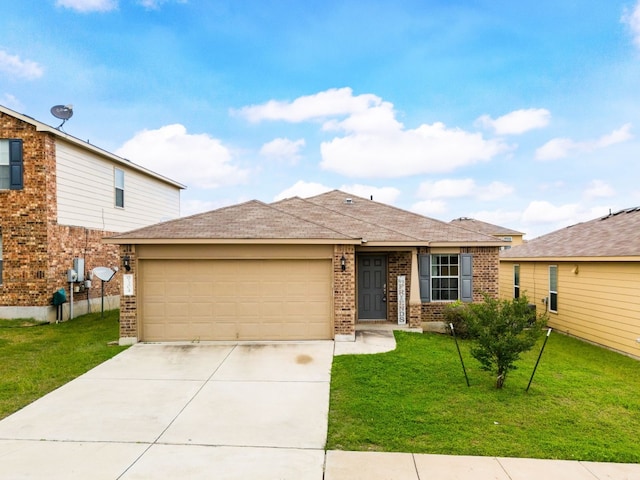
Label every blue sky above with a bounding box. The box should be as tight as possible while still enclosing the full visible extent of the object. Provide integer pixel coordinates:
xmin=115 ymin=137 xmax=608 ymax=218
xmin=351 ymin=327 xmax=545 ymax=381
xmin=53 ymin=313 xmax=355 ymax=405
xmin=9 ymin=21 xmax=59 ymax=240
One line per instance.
xmin=2 ymin=0 xmax=640 ymax=238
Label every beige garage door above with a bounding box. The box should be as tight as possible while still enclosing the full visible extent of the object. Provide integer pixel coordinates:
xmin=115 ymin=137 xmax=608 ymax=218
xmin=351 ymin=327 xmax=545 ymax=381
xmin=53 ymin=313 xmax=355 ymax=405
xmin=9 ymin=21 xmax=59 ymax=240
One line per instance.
xmin=139 ymin=259 xmax=332 ymax=341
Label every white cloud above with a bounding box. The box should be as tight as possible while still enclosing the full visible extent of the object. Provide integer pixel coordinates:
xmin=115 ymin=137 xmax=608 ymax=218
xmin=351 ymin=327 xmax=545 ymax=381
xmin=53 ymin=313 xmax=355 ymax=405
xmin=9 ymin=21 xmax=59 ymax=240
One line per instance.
xmin=116 ymin=124 xmax=249 ymax=189
xmin=622 ymin=0 xmax=640 ymax=49
xmin=236 ymin=87 xmax=382 ymax=123
xmin=476 ymin=108 xmax=551 ymax=135
xmin=320 ymin=122 xmax=508 ymax=178
xmin=0 ymin=50 xmax=44 ymax=80
xmin=56 ymin=0 xmax=118 ymax=12
xmin=468 ymin=209 xmax=522 ymax=228
xmin=238 ymin=88 xmax=509 ymax=178
xmin=595 ymin=123 xmax=633 ymax=147
xmin=0 ymin=94 xmax=23 ymax=110
xmin=584 ymin=180 xmax=615 ymax=199
xmin=273 ymin=180 xmax=333 ymax=201
xmin=138 ymin=0 xmax=187 ymax=9
xmin=180 ymin=197 xmax=236 ymax=217
xmin=410 ymin=200 xmax=448 ymax=217
xmin=338 ymin=184 xmax=401 ymax=204
xmin=417 ymin=178 xmax=513 ymax=201
xmin=535 ymin=124 xmax=633 ymax=161
xmin=259 ymin=138 xmax=305 ymax=164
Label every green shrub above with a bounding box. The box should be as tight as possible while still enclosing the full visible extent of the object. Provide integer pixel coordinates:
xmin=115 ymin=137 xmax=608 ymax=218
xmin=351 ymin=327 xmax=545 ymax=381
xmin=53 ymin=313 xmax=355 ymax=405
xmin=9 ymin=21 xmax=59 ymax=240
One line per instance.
xmin=464 ymin=294 xmax=547 ymax=388
xmin=443 ymin=300 xmax=471 ymax=339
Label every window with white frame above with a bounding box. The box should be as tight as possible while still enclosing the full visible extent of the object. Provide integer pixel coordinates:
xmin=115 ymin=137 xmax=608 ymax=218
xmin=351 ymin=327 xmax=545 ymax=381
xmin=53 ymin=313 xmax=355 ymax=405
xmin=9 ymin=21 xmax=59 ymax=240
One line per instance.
xmin=431 ymin=254 xmax=459 ymax=301
xmin=0 ymin=141 xmax=11 ymax=189
xmin=115 ymin=168 xmax=124 ymax=208
xmin=549 ymin=265 xmax=558 ymax=313
xmin=514 ymin=265 xmax=520 ymax=299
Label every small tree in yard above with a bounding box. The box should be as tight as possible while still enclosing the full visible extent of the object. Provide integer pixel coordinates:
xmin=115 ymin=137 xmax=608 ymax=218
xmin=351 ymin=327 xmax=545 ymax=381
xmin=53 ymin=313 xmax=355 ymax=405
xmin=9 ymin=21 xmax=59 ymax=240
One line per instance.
xmin=462 ymin=294 xmax=547 ymax=389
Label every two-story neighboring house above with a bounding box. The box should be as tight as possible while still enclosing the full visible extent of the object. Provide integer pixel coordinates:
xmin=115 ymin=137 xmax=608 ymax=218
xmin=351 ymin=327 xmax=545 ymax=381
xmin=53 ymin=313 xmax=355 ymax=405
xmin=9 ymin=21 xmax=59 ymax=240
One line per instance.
xmin=450 ymin=217 xmax=524 ymax=250
xmin=0 ymin=105 xmax=184 ymax=322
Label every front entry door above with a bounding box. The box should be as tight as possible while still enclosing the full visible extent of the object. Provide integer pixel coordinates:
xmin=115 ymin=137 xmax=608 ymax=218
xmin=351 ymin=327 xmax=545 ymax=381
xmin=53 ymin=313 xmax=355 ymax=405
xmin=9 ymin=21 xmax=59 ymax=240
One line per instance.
xmin=358 ymin=255 xmax=387 ymax=320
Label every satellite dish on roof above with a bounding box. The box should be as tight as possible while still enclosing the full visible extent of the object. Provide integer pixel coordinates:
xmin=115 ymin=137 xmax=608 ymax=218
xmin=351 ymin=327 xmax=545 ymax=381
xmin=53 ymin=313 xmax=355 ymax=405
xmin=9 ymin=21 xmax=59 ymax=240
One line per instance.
xmin=50 ymin=104 xmax=73 ymax=130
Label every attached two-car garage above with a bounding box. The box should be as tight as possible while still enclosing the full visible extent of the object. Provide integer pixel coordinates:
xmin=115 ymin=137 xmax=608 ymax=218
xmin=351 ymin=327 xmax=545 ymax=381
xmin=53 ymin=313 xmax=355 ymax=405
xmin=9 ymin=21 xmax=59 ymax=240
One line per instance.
xmin=135 ymin=245 xmax=334 ymax=342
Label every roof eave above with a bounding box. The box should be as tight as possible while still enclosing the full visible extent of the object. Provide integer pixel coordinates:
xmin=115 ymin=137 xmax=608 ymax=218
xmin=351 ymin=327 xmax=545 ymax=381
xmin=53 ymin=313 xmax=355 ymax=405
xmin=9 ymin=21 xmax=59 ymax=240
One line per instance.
xmin=500 ymin=255 xmax=640 ymax=262
xmin=103 ymin=237 xmax=362 ymax=245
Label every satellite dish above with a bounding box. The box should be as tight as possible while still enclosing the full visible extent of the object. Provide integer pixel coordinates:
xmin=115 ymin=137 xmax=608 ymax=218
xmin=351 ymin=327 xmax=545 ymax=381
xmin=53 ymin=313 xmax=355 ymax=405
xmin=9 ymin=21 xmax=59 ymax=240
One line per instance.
xmin=50 ymin=104 xmax=73 ymax=130
xmin=92 ymin=266 xmax=116 ymax=282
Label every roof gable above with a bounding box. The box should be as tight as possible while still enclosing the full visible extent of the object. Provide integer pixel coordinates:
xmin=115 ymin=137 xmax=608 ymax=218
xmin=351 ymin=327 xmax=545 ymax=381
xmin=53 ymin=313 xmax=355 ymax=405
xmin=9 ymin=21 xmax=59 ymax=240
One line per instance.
xmin=305 ymin=190 xmax=500 ymax=243
xmin=501 ymin=207 xmax=640 ymax=258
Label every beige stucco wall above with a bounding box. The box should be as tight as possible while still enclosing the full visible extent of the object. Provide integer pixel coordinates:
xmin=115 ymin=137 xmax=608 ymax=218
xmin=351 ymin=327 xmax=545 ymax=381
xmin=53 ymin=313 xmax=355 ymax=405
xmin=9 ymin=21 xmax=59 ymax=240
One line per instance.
xmin=500 ymin=260 xmax=640 ymax=358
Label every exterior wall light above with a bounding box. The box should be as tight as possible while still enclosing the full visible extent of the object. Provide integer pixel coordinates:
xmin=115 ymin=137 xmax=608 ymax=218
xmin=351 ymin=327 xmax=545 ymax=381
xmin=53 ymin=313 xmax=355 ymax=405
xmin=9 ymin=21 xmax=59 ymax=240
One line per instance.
xmin=340 ymin=254 xmax=346 ymax=271
xmin=123 ymin=255 xmax=131 ymax=272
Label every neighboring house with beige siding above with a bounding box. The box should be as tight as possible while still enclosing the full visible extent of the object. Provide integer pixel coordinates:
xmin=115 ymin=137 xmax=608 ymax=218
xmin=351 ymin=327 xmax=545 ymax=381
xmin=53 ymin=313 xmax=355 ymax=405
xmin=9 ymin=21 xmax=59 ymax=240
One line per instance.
xmin=0 ymin=104 xmax=184 ymax=321
xmin=500 ymin=207 xmax=640 ymax=358
xmin=450 ymin=217 xmax=524 ymax=249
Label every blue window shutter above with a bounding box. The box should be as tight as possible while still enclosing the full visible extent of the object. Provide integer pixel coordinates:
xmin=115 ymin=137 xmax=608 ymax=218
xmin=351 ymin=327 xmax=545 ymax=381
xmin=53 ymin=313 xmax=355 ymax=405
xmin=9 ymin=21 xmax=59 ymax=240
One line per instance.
xmin=418 ymin=254 xmax=430 ymax=302
xmin=9 ymin=139 xmax=23 ymax=190
xmin=460 ymin=254 xmax=473 ymax=302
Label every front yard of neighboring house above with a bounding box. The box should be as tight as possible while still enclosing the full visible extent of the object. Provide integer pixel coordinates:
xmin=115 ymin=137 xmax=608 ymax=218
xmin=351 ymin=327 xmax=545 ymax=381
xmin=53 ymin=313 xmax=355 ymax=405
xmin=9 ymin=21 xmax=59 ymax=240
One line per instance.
xmin=0 ymin=310 xmax=127 ymax=420
xmin=328 ymin=331 xmax=640 ymax=463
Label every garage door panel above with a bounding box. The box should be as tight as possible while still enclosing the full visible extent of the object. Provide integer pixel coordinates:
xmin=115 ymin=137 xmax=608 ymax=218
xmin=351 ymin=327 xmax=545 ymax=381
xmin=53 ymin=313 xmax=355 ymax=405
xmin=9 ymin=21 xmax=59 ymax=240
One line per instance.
xmin=140 ymin=259 xmax=332 ymax=341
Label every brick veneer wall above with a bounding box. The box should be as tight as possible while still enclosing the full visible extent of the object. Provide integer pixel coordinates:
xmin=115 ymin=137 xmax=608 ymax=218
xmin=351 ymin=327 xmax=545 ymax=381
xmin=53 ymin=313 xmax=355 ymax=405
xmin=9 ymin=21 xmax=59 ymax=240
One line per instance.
xmin=333 ymin=244 xmax=356 ymax=337
xmin=1 ymin=111 xmax=120 ymax=318
xmin=387 ymin=251 xmax=412 ymax=324
xmin=118 ymin=245 xmax=137 ymax=340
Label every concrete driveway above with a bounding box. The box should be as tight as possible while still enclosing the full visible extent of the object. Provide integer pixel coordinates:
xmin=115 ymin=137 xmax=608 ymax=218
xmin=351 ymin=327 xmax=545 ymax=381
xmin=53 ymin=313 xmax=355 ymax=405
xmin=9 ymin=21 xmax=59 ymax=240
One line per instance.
xmin=0 ymin=342 xmax=334 ymax=479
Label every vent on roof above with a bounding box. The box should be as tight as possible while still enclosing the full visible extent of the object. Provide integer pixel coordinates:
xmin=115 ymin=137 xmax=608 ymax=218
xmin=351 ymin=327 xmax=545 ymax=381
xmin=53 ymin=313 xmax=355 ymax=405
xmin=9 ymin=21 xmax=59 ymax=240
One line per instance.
xmin=345 ymin=198 xmax=353 ymax=205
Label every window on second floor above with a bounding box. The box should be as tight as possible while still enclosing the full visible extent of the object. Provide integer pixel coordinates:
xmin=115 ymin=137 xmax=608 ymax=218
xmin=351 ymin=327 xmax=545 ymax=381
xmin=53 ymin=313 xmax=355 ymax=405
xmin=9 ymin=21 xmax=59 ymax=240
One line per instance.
xmin=115 ymin=168 xmax=124 ymax=208
xmin=0 ymin=139 xmax=23 ymax=190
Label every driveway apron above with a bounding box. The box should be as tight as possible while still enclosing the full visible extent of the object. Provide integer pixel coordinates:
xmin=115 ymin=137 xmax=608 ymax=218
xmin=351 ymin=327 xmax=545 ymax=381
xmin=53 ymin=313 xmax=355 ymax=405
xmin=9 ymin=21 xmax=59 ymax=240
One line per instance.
xmin=0 ymin=342 xmax=334 ymax=480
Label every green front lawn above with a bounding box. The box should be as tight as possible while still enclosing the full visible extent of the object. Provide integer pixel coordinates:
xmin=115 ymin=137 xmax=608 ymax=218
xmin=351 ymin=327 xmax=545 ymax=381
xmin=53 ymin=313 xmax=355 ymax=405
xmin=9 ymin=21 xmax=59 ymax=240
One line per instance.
xmin=328 ymin=331 xmax=640 ymax=463
xmin=0 ymin=310 xmax=127 ymax=420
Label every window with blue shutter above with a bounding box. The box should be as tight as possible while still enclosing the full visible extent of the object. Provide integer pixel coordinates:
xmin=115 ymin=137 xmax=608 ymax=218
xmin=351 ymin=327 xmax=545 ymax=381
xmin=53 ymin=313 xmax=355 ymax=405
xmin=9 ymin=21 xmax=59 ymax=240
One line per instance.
xmin=460 ymin=253 xmax=473 ymax=302
xmin=418 ymin=254 xmax=430 ymax=302
xmin=0 ymin=139 xmax=23 ymax=190
xmin=9 ymin=140 xmax=23 ymax=190
xmin=418 ymin=253 xmax=473 ymax=302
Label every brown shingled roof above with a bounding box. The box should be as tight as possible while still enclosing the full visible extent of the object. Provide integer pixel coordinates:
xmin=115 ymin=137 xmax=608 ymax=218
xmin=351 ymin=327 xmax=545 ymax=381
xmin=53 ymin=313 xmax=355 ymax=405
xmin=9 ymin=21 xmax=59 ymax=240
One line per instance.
xmin=107 ymin=190 xmax=504 ymax=245
xmin=500 ymin=207 xmax=640 ymax=259
xmin=450 ymin=217 xmax=524 ymax=236
xmin=107 ymin=200 xmax=356 ymax=241
xmin=304 ymin=190 xmax=500 ymax=243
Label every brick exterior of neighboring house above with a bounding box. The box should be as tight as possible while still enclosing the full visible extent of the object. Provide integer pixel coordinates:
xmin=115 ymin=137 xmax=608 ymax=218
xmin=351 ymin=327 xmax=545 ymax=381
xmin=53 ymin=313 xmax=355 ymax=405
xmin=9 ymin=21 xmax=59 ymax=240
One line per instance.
xmin=0 ymin=106 xmax=183 ymax=322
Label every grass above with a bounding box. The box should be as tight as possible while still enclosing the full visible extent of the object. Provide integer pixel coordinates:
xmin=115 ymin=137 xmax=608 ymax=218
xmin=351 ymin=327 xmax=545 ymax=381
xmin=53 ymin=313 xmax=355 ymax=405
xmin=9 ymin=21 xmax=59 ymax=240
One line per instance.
xmin=0 ymin=310 xmax=128 ymax=420
xmin=327 ymin=330 xmax=640 ymax=463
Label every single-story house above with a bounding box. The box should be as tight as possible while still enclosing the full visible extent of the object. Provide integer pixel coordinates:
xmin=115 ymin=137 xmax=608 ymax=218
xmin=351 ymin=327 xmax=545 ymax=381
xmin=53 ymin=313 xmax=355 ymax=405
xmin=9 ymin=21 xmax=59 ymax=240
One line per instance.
xmin=106 ymin=191 xmax=507 ymax=344
xmin=500 ymin=207 xmax=640 ymax=358
xmin=450 ymin=217 xmax=525 ymax=249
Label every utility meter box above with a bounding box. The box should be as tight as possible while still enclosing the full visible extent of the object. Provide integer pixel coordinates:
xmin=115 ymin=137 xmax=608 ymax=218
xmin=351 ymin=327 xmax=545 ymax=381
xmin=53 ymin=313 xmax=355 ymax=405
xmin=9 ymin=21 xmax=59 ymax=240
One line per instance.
xmin=67 ymin=269 xmax=78 ymax=283
xmin=73 ymin=258 xmax=85 ymax=283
